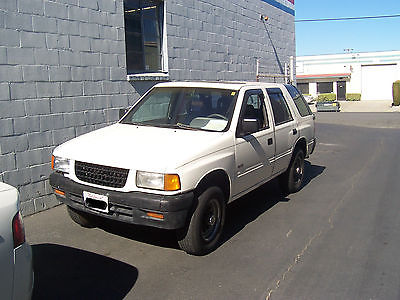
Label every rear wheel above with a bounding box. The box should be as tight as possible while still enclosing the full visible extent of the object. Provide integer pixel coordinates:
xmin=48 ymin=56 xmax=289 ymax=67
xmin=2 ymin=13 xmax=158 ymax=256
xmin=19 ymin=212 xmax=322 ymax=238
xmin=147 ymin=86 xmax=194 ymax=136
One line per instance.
xmin=67 ymin=206 xmax=96 ymax=228
xmin=279 ymin=149 xmax=305 ymax=194
xmin=177 ymin=186 xmax=226 ymax=255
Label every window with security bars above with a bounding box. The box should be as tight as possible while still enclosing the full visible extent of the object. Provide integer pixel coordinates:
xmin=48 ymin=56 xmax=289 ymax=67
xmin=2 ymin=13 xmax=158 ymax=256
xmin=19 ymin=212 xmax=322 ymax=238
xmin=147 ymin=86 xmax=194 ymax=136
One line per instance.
xmin=124 ymin=0 xmax=164 ymax=74
xmin=317 ymin=82 xmax=333 ymax=94
xmin=297 ymin=83 xmax=309 ymax=95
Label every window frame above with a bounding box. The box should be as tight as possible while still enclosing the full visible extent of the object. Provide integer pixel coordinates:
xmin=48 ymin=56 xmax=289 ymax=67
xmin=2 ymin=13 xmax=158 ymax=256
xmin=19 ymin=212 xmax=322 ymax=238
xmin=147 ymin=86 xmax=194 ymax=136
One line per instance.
xmin=124 ymin=0 xmax=168 ymax=77
xmin=236 ymin=89 xmax=270 ymax=136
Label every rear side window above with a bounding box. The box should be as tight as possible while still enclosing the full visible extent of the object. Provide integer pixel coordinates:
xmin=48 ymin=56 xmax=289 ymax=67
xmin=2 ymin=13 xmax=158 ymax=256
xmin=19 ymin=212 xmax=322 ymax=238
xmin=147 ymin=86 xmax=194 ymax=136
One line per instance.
xmin=267 ymin=88 xmax=293 ymax=126
xmin=285 ymin=85 xmax=312 ymax=117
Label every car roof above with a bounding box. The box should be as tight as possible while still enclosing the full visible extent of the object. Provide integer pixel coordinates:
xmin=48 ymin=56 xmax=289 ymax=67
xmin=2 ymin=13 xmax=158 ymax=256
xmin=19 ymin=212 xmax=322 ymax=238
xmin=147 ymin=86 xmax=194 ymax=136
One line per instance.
xmin=154 ymin=81 xmax=287 ymax=91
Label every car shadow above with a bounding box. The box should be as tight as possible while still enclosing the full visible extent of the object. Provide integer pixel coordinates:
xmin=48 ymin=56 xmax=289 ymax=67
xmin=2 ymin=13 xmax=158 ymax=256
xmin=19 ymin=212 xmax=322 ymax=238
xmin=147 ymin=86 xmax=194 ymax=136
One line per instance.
xmin=32 ymin=243 xmax=138 ymax=300
xmin=86 ymin=162 xmax=325 ymax=253
xmin=221 ymin=162 xmax=326 ymax=245
xmin=302 ymin=161 xmax=326 ymax=187
xmin=95 ymin=218 xmax=181 ymax=250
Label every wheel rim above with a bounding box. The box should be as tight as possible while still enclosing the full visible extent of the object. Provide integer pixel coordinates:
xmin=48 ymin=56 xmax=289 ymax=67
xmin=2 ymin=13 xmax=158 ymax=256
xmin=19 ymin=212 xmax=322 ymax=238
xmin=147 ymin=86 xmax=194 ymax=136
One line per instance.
xmin=293 ymin=154 xmax=304 ymax=185
xmin=200 ymin=198 xmax=221 ymax=243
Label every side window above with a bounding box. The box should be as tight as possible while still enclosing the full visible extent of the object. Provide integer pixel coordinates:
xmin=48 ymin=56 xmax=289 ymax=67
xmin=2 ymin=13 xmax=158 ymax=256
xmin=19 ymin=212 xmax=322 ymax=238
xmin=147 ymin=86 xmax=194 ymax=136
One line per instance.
xmin=267 ymin=88 xmax=293 ymax=126
xmin=237 ymin=89 xmax=269 ymax=135
xmin=285 ymin=85 xmax=312 ymax=117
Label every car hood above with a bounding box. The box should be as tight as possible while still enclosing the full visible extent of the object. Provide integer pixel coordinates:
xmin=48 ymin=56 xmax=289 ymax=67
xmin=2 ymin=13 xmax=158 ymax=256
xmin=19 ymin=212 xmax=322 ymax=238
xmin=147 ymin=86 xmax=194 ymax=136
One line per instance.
xmin=53 ymin=123 xmax=231 ymax=172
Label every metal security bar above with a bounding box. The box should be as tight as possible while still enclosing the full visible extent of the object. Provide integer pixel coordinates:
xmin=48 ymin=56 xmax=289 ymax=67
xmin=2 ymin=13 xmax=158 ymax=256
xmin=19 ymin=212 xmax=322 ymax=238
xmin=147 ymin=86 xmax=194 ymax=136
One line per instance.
xmin=256 ymin=56 xmax=294 ymax=84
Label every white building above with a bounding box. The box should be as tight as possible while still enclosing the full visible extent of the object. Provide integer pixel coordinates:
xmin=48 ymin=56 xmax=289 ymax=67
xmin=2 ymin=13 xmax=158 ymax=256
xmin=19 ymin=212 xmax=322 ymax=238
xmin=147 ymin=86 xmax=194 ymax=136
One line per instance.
xmin=296 ymin=51 xmax=400 ymax=101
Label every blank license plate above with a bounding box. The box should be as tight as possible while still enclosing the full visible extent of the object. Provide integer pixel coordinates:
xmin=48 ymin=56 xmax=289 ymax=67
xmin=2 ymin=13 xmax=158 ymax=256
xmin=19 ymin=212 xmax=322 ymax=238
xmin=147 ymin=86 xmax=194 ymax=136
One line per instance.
xmin=83 ymin=191 xmax=109 ymax=213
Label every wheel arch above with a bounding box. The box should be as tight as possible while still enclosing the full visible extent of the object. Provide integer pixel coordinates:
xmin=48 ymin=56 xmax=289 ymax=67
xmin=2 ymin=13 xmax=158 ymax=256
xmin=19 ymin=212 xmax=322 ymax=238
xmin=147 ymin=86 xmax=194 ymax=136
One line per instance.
xmin=195 ymin=169 xmax=231 ymax=203
xmin=293 ymin=137 xmax=307 ymax=156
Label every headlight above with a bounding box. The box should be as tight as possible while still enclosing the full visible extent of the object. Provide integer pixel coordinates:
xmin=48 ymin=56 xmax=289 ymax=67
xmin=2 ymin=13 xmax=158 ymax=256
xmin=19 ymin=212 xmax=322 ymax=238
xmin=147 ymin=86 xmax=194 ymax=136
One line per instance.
xmin=51 ymin=155 xmax=71 ymax=174
xmin=136 ymin=171 xmax=181 ymax=191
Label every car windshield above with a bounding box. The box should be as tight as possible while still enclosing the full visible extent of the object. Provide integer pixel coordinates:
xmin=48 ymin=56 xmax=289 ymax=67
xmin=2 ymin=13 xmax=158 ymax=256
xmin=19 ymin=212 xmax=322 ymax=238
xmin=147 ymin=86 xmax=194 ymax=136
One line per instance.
xmin=120 ymin=87 xmax=238 ymax=132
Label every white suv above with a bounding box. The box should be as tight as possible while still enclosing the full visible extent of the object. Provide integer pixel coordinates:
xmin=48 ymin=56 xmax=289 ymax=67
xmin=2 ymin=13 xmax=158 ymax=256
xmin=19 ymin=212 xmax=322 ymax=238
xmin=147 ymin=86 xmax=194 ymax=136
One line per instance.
xmin=50 ymin=81 xmax=316 ymax=255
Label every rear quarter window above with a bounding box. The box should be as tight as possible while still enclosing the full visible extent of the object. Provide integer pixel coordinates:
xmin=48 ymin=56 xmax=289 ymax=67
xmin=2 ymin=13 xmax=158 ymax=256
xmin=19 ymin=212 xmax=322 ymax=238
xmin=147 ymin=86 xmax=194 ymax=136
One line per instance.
xmin=285 ymin=85 xmax=312 ymax=117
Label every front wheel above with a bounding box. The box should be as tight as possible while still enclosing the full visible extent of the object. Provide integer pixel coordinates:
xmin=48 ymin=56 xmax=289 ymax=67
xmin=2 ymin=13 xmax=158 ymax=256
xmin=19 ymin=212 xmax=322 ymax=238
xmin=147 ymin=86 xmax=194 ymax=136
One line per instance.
xmin=177 ymin=186 xmax=226 ymax=255
xmin=279 ymin=149 xmax=305 ymax=194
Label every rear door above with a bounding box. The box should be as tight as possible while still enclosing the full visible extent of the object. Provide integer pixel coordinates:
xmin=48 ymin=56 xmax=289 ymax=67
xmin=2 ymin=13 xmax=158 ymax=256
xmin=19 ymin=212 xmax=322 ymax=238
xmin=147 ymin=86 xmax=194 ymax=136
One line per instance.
xmin=266 ymin=88 xmax=298 ymax=175
xmin=233 ymin=89 xmax=275 ymax=197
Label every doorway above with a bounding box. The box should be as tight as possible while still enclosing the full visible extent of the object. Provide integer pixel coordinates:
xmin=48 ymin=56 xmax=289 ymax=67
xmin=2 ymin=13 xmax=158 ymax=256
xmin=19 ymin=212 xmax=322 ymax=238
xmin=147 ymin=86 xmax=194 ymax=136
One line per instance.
xmin=337 ymin=81 xmax=346 ymax=100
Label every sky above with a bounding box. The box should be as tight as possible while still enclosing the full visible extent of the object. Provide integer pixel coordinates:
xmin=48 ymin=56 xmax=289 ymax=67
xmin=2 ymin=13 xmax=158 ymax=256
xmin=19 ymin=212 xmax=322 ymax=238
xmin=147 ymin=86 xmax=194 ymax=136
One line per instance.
xmin=295 ymin=0 xmax=400 ymax=56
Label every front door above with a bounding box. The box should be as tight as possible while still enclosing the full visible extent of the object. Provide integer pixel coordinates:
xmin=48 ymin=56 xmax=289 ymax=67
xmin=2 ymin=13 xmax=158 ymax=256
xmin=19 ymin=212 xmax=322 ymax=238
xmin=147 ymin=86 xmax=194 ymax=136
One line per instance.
xmin=234 ymin=89 xmax=275 ymax=197
xmin=337 ymin=81 xmax=346 ymax=100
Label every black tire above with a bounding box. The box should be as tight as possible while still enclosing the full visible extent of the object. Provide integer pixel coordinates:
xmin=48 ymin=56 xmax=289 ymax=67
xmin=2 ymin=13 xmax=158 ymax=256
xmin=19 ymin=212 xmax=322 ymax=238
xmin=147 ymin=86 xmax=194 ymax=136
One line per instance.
xmin=67 ymin=206 xmax=96 ymax=228
xmin=177 ymin=186 xmax=226 ymax=255
xmin=279 ymin=149 xmax=305 ymax=194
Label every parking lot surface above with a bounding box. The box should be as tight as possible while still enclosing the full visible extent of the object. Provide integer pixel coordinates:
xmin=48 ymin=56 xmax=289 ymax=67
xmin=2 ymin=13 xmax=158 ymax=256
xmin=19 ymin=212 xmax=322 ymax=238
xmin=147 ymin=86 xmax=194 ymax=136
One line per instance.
xmin=26 ymin=112 xmax=400 ymax=299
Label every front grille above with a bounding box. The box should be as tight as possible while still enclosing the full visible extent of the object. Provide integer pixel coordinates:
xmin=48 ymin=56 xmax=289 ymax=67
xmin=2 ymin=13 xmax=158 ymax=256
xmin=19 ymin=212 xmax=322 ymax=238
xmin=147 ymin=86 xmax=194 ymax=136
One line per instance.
xmin=75 ymin=161 xmax=129 ymax=188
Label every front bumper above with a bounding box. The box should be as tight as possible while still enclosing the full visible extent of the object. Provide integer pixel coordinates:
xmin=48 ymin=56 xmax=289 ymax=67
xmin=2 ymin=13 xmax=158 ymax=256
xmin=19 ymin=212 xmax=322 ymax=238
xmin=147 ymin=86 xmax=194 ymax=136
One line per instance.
xmin=49 ymin=172 xmax=194 ymax=230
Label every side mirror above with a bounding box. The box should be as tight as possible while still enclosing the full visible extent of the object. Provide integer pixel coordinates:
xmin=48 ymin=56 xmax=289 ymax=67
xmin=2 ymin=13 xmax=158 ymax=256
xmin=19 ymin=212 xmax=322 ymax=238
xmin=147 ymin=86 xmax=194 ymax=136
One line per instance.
xmin=119 ymin=108 xmax=128 ymax=119
xmin=238 ymin=119 xmax=259 ymax=137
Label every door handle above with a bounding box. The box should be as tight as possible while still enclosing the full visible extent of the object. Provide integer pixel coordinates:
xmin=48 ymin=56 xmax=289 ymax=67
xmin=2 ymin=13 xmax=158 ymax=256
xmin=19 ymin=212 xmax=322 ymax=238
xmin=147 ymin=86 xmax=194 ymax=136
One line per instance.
xmin=293 ymin=128 xmax=298 ymax=135
xmin=268 ymin=138 xmax=273 ymax=145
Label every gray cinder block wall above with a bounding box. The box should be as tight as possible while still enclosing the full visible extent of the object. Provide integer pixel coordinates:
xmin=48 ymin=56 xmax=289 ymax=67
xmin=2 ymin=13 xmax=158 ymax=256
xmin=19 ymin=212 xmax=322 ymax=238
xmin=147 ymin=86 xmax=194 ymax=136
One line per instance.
xmin=166 ymin=0 xmax=295 ymax=81
xmin=0 ymin=0 xmax=295 ymax=216
xmin=0 ymin=0 xmax=136 ymax=215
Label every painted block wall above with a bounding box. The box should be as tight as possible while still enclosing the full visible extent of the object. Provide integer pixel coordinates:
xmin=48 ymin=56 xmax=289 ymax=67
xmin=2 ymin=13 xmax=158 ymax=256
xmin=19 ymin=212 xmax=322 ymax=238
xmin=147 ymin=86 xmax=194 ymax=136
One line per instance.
xmin=166 ymin=0 xmax=295 ymax=81
xmin=0 ymin=0 xmax=136 ymax=215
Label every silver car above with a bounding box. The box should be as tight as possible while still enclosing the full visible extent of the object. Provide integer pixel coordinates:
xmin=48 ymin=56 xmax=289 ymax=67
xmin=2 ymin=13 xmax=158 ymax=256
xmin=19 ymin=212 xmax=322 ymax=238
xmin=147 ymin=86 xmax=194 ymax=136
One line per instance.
xmin=0 ymin=182 xmax=33 ymax=300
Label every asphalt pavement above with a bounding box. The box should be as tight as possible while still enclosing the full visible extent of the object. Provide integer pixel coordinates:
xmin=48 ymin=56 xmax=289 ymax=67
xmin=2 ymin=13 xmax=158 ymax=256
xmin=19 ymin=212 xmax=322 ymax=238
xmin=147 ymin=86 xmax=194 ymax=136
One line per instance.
xmin=25 ymin=112 xmax=400 ymax=300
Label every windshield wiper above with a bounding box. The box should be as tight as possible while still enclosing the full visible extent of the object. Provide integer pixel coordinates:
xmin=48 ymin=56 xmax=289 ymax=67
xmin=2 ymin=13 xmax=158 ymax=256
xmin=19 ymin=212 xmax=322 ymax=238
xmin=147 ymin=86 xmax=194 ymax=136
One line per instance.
xmin=175 ymin=123 xmax=200 ymax=130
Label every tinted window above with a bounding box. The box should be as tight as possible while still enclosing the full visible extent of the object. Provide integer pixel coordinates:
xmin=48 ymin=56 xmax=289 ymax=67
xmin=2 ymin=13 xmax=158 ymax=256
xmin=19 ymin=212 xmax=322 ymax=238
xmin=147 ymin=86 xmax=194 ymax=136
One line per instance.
xmin=267 ymin=88 xmax=293 ymax=126
xmin=285 ymin=85 xmax=312 ymax=117
xmin=297 ymin=83 xmax=309 ymax=94
xmin=317 ymin=82 xmax=333 ymax=93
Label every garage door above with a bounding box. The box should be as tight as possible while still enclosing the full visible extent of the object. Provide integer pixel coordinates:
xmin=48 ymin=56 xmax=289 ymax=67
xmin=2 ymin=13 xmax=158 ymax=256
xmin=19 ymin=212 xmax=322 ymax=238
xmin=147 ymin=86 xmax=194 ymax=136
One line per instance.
xmin=361 ymin=64 xmax=398 ymax=100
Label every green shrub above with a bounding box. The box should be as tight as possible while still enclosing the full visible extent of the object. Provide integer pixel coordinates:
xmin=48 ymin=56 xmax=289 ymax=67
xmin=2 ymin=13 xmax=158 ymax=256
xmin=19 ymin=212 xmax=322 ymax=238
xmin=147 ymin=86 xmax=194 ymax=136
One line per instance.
xmin=346 ymin=93 xmax=361 ymax=101
xmin=393 ymin=80 xmax=400 ymax=106
xmin=316 ymin=93 xmax=336 ymax=102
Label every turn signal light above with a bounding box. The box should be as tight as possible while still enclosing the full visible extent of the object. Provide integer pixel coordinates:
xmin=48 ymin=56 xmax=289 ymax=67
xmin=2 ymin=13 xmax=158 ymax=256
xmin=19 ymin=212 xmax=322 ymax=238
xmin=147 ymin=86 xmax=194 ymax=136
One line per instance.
xmin=164 ymin=174 xmax=181 ymax=191
xmin=146 ymin=212 xmax=164 ymax=220
xmin=54 ymin=189 xmax=65 ymax=197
